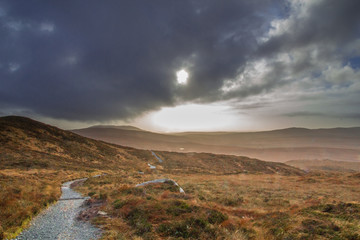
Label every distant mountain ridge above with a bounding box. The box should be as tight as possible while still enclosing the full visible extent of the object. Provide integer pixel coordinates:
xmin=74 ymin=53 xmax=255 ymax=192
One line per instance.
xmin=174 ymin=126 xmax=360 ymax=134
xmin=87 ymin=125 xmax=143 ymax=131
xmin=73 ymin=125 xmax=360 ymax=163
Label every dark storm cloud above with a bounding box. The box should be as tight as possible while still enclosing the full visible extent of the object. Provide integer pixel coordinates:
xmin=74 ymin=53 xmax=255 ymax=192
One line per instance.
xmin=233 ymin=0 xmax=360 ymax=110
xmin=0 ymin=0 xmax=280 ymax=121
xmin=0 ymin=0 xmax=359 ymax=123
xmin=258 ymin=0 xmax=360 ymax=57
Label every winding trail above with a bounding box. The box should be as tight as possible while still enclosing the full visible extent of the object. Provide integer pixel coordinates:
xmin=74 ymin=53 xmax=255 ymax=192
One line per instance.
xmin=151 ymin=151 xmax=163 ymax=163
xmin=14 ymin=179 xmax=101 ymax=240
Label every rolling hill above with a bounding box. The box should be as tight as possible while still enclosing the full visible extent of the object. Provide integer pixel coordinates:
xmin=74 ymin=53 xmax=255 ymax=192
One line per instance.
xmin=0 ymin=116 xmax=303 ymax=175
xmin=72 ymin=125 xmax=360 ymax=163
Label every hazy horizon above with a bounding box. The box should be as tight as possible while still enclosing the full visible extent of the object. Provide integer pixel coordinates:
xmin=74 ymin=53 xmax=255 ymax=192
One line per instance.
xmin=3 ymin=114 xmax=360 ymax=134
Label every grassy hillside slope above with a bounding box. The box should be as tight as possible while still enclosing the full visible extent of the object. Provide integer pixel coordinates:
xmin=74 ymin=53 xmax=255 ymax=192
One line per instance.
xmin=0 ymin=116 xmax=142 ymax=171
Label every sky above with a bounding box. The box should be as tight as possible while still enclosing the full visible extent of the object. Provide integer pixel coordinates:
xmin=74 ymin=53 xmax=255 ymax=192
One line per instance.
xmin=0 ymin=0 xmax=360 ymax=132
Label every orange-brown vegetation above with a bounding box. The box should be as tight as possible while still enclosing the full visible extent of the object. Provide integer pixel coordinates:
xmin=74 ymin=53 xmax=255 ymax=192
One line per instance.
xmin=0 ymin=116 xmax=147 ymax=172
xmin=0 ymin=169 xmax=91 ymax=239
xmin=286 ymin=159 xmax=360 ymax=172
xmin=75 ymin=171 xmax=360 ymax=240
xmin=1 ymin=116 xmax=360 ymax=239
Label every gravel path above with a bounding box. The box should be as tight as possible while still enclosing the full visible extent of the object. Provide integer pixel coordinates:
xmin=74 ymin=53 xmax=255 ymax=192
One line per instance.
xmin=151 ymin=151 xmax=163 ymax=163
xmin=14 ymin=179 xmax=101 ymax=240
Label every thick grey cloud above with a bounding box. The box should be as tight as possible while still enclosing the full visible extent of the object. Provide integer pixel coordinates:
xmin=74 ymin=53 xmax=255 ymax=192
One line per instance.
xmin=0 ymin=0 xmax=359 ymax=126
xmin=0 ymin=0 xmax=279 ymax=121
xmin=221 ymin=0 xmax=360 ymax=126
xmin=258 ymin=0 xmax=360 ymax=57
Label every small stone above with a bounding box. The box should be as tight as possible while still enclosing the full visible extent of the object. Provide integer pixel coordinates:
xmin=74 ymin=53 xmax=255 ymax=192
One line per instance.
xmin=98 ymin=211 xmax=107 ymax=216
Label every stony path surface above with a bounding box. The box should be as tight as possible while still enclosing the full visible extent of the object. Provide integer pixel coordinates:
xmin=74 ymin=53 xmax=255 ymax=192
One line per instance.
xmin=151 ymin=151 xmax=163 ymax=163
xmin=14 ymin=179 xmax=101 ymax=240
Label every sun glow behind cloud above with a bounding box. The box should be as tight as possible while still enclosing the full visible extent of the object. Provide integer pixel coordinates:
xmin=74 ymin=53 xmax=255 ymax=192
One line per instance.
xmin=147 ymin=103 xmax=241 ymax=132
xmin=176 ymin=69 xmax=189 ymax=85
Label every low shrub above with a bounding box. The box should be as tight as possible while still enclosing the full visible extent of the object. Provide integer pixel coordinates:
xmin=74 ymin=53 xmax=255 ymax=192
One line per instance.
xmin=113 ymin=199 xmax=127 ymax=209
xmin=126 ymin=207 xmax=152 ymax=235
xmin=207 ymin=209 xmax=228 ymax=224
xmin=121 ymin=187 xmax=144 ymax=196
xmin=157 ymin=217 xmax=210 ymax=238
xmin=222 ymin=195 xmax=244 ymax=206
xmin=88 ymin=191 xmax=96 ymax=196
xmin=263 ymin=212 xmax=290 ymax=238
xmin=301 ymin=218 xmax=340 ymax=237
xmin=166 ymin=200 xmax=193 ymax=216
xmin=99 ymin=192 xmax=108 ymax=200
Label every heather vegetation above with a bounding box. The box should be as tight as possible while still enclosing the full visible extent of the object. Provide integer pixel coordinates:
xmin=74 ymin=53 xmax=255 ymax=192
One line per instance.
xmin=1 ymin=116 xmax=360 ymax=239
xmin=74 ymin=171 xmax=360 ymax=240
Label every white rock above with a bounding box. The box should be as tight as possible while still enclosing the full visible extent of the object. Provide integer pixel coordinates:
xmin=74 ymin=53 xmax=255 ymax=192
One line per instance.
xmin=98 ymin=211 xmax=107 ymax=216
xmin=135 ymin=178 xmax=185 ymax=194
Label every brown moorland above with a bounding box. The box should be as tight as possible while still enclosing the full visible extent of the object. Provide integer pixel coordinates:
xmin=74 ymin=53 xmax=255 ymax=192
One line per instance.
xmin=286 ymin=159 xmax=360 ymax=173
xmin=75 ymin=171 xmax=360 ymax=240
xmin=0 ymin=116 xmax=300 ymax=239
xmin=1 ymin=116 xmax=360 ymax=239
